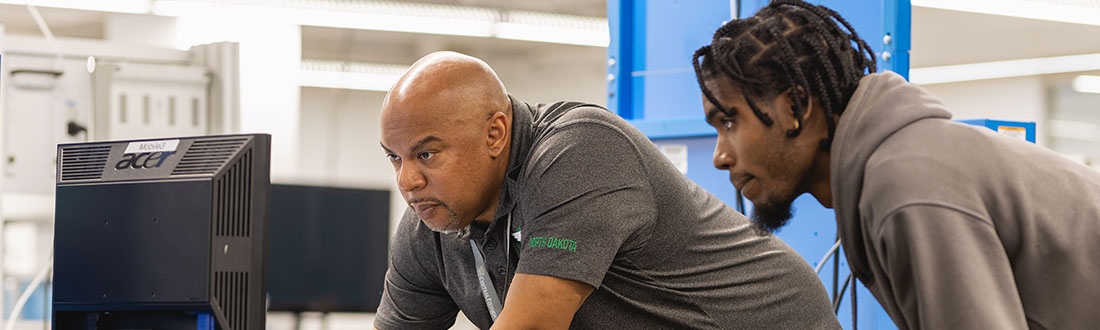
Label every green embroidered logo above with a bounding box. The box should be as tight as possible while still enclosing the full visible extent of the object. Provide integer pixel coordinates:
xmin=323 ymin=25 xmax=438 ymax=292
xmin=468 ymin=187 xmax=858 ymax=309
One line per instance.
xmin=528 ymin=236 xmax=578 ymax=252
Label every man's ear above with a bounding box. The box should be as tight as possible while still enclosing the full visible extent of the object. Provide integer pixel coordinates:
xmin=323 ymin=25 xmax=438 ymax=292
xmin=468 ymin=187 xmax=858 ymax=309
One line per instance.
xmin=781 ymin=86 xmax=816 ymax=137
xmin=486 ymin=112 xmax=509 ymax=158
xmin=783 ymin=85 xmax=815 ymax=122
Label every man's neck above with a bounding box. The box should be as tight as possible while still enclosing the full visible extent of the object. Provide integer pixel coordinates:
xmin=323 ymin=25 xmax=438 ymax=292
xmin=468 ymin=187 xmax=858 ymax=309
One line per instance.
xmin=807 ymin=151 xmax=834 ymax=209
xmin=473 ymin=143 xmax=512 ymax=225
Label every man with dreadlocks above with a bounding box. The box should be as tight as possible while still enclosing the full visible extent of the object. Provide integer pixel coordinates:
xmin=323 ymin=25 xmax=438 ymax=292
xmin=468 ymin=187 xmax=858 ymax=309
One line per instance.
xmin=693 ymin=1 xmax=1100 ymax=329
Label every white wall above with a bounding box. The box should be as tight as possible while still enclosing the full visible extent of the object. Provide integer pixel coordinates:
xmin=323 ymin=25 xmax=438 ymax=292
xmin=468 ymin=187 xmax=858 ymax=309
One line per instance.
xmin=492 ymin=48 xmax=607 ymax=106
xmin=919 ymin=76 xmax=1048 ymax=146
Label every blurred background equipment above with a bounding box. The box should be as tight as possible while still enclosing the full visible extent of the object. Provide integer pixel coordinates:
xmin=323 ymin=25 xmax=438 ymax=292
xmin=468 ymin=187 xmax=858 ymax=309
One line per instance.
xmin=266 ymin=184 xmax=390 ymax=320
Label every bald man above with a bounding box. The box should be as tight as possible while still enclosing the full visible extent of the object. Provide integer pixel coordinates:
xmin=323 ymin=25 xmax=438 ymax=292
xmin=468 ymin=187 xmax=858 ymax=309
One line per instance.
xmin=375 ymin=52 xmax=841 ymax=330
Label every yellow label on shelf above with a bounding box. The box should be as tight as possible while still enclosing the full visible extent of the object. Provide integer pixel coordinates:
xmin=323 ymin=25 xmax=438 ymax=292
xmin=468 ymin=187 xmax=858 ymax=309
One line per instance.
xmin=997 ymin=126 xmax=1027 ymax=141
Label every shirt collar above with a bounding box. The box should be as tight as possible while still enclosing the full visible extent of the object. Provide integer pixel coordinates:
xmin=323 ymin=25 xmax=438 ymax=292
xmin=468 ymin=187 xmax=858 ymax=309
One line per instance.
xmin=481 ymin=95 xmax=535 ymax=238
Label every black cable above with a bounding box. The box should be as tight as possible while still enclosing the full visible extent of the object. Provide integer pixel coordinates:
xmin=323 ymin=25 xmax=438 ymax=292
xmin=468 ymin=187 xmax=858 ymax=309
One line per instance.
xmin=852 ymin=275 xmax=858 ymax=330
xmin=833 ymin=273 xmax=852 ymax=314
xmin=735 ymin=189 xmax=746 ymax=215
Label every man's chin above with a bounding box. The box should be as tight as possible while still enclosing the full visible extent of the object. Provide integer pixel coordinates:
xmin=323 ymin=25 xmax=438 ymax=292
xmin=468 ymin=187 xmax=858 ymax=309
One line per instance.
xmin=749 ymin=195 xmax=797 ymax=234
xmin=423 ymin=218 xmax=464 ymax=232
xmin=421 ymin=213 xmax=471 ymax=235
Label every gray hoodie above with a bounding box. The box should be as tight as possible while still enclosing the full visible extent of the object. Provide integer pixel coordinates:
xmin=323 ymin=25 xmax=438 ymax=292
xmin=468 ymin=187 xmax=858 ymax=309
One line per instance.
xmin=831 ymin=71 xmax=1100 ymax=330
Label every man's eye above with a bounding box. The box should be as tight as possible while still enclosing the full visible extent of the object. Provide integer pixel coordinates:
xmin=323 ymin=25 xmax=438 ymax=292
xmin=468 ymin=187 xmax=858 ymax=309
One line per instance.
xmin=386 ymin=154 xmax=400 ymax=161
xmin=721 ymin=119 xmax=735 ymax=129
xmin=418 ymin=151 xmax=435 ymax=160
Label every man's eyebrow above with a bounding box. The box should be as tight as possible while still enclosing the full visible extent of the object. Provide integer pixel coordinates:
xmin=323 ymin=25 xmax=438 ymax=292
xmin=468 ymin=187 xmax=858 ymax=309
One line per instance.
xmin=706 ymin=103 xmax=739 ymax=122
xmin=411 ymin=136 xmax=444 ymax=151
xmin=706 ymin=107 xmax=723 ymax=121
xmin=381 ymin=136 xmax=444 ymax=154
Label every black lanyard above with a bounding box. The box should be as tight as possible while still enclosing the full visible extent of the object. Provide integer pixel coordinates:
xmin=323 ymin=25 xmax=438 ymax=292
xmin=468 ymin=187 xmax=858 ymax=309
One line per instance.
xmin=470 ymin=212 xmax=512 ymax=322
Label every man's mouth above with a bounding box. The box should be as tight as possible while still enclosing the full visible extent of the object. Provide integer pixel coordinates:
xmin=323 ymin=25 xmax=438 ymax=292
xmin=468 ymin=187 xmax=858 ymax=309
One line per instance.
xmin=410 ymin=201 xmax=442 ymax=218
xmin=732 ymin=175 xmax=754 ymax=191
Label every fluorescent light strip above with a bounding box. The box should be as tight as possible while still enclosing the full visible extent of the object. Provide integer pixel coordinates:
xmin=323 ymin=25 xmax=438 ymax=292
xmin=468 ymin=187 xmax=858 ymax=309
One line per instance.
xmin=909 ymin=53 xmax=1100 ymax=85
xmin=912 ymin=0 xmax=1100 ymax=26
xmin=299 ymin=60 xmax=409 ymax=92
xmin=1072 ymin=75 xmax=1100 ymax=94
xmin=153 ymin=0 xmax=607 ymax=47
xmin=4 ymin=0 xmax=608 ymax=47
xmin=154 ymin=0 xmax=496 ymax=38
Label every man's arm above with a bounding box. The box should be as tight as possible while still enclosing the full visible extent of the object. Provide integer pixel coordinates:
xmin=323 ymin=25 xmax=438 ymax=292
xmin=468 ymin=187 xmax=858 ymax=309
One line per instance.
xmin=875 ymin=204 xmax=1028 ymax=330
xmin=489 ymin=274 xmax=594 ymax=330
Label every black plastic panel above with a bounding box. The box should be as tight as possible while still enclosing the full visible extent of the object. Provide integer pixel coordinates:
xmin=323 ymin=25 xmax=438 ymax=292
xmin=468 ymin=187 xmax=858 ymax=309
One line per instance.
xmin=54 ymin=181 xmax=212 ymax=304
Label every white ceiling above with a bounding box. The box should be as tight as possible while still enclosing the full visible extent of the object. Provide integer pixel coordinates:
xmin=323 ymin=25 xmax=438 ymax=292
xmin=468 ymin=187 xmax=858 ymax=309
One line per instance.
xmin=3 ymin=2 xmax=1100 ymax=70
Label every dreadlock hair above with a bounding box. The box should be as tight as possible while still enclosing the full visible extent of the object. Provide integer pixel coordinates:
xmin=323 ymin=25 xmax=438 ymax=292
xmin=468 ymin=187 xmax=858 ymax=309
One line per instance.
xmin=692 ymin=0 xmax=876 ymax=149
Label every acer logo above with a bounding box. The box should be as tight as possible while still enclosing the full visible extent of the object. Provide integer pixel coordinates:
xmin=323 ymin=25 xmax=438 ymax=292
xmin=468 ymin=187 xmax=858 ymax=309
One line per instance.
xmin=115 ymin=151 xmax=177 ymax=170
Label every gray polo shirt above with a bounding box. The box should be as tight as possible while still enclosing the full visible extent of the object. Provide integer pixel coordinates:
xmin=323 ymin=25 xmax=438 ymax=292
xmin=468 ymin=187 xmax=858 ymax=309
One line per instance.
xmin=375 ymin=96 xmax=840 ymax=330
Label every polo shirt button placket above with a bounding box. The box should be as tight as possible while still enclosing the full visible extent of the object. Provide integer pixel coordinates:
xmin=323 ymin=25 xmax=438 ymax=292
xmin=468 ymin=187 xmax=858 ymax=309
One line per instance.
xmin=497 ymin=267 xmax=507 ymax=277
xmin=485 ymin=240 xmax=498 ymax=250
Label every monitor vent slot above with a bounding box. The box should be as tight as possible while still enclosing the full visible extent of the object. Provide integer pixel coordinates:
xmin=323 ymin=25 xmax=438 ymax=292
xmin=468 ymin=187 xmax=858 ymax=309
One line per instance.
xmin=59 ymin=145 xmax=112 ymax=181
xmin=214 ymin=271 xmax=249 ymax=330
xmin=213 ymin=150 xmax=252 ymax=237
xmin=171 ymin=138 xmax=247 ymax=176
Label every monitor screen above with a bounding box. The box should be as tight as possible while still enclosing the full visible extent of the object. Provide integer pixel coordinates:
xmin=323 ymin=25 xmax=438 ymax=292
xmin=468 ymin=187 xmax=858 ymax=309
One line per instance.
xmin=266 ymin=184 xmax=390 ymax=313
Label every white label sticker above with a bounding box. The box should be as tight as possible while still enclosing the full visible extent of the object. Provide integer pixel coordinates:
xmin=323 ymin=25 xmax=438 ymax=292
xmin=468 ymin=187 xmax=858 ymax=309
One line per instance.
xmin=997 ymin=126 xmax=1027 ymax=141
xmin=125 ymin=139 xmax=180 ymax=153
xmin=658 ymin=143 xmax=689 ymax=174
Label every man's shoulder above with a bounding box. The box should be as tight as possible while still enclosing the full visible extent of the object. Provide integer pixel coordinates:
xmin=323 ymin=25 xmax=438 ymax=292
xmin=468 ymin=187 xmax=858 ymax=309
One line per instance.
xmin=533 ymin=101 xmax=621 ymax=128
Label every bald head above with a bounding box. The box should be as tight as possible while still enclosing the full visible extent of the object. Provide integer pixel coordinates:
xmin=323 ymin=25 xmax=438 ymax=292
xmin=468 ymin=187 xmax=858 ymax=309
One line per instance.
xmin=379 ymin=52 xmax=515 ymax=231
xmin=383 ymin=51 xmax=511 ymax=124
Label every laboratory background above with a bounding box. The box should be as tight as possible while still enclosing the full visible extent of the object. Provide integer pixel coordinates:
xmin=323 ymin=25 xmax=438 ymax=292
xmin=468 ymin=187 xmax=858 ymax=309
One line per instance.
xmin=0 ymin=0 xmax=1097 ymax=329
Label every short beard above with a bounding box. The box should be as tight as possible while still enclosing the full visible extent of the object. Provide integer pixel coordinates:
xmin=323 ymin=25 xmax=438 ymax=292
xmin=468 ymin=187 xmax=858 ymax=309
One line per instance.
xmin=418 ymin=203 xmax=466 ymax=234
xmin=750 ymin=196 xmax=796 ymax=234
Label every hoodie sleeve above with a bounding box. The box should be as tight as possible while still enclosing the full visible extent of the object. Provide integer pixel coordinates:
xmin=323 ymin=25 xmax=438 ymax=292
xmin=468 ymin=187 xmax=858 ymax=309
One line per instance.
xmin=873 ymin=204 xmax=1028 ymax=330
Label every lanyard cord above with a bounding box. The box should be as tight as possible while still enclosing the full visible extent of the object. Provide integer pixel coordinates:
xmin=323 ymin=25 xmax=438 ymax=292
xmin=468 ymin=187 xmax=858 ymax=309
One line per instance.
xmin=470 ymin=212 xmax=512 ymax=322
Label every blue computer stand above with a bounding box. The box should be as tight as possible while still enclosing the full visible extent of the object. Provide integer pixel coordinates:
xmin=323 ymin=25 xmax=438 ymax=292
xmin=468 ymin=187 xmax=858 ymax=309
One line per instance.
xmin=196 ymin=312 xmax=215 ymax=330
xmin=607 ymin=1 xmax=910 ymax=329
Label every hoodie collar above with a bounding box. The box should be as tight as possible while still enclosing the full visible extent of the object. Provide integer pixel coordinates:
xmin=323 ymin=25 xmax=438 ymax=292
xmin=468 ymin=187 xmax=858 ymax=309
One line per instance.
xmin=830 ymin=71 xmax=952 ymax=283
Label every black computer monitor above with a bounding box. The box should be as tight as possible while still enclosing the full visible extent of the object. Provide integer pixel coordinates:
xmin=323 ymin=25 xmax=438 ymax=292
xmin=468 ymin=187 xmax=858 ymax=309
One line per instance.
xmin=266 ymin=184 xmax=390 ymax=313
xmin=53 ymin=134 xmax=270 ymax=330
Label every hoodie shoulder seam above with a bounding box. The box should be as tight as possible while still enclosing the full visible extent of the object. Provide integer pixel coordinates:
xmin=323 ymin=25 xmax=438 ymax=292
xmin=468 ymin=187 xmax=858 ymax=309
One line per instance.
xmin=872 ymin=201 xmax=994 ymax=239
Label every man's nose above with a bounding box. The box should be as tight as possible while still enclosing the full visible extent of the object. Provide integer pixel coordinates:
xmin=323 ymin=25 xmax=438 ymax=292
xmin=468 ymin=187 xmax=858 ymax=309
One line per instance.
xmin=713 ymin=139 xmax=735 ymax=170
xmin=397 ymin=165 xmax=426 ymax=192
